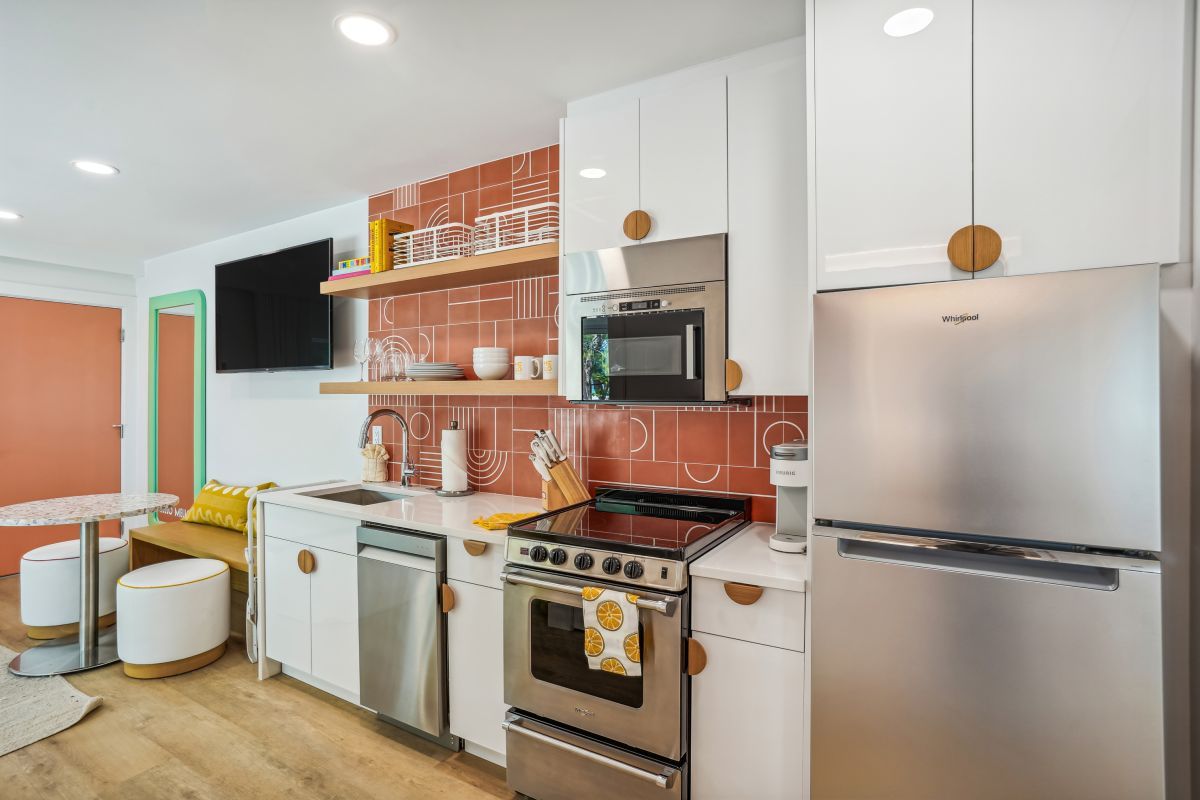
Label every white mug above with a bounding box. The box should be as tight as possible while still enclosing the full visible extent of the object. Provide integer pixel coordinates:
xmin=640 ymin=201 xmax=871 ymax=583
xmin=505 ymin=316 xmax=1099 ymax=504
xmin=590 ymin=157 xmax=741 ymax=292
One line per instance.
xmin=542 ymin=354 xmax=558 ymax=381
xmin=514 ymin=356 xmax=542 ymax=380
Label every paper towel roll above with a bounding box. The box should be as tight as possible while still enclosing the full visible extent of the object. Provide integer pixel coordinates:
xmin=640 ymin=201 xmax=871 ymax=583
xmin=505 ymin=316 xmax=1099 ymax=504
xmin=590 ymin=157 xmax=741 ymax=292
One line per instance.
xmin=441 ymin=422 xmax=469 ymax=492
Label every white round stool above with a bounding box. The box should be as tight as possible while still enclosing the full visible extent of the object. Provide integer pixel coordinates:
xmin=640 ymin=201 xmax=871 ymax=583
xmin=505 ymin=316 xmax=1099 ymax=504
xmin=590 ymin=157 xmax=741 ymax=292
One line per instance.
xmin=116 ymin=558 xmax=230 ymax=679
xmin=21 ymin=537 xmax=129 ymax=639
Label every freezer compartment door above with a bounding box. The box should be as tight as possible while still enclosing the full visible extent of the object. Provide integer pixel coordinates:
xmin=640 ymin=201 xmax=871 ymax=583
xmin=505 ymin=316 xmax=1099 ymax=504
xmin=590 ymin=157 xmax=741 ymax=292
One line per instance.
xmin=812 ymin=264 xmax=1160 ymax=551
xmin=810 ymin=533 xmax=1164 ymax=800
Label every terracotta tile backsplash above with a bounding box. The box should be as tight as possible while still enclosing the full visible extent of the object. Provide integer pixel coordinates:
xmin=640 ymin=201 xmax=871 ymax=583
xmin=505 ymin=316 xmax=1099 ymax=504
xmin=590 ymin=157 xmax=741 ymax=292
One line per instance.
xmin=367 ymin=149 xmax=806 ymax=524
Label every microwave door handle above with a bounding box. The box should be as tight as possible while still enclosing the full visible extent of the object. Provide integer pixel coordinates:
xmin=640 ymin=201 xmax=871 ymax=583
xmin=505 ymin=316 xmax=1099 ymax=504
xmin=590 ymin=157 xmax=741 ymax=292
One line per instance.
xmin=684 ymin=324 xmax=700 ymax=380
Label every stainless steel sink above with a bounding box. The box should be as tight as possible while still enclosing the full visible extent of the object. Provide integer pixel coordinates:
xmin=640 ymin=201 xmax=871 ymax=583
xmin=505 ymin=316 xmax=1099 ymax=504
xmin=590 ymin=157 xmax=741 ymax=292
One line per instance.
xmin=302 ymin=487 xmax=409 ymax=505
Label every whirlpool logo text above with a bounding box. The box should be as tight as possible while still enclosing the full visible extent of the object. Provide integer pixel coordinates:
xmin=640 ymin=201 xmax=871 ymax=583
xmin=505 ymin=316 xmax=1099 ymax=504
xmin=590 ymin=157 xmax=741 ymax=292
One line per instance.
xmin=942 ymin=313 xmax=979 ymax=325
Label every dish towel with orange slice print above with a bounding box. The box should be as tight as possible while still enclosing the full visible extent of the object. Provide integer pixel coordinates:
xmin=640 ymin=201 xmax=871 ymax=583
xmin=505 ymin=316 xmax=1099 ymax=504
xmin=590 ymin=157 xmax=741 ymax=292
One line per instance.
xmin=581 ymin=586 xmax=642 ymax=677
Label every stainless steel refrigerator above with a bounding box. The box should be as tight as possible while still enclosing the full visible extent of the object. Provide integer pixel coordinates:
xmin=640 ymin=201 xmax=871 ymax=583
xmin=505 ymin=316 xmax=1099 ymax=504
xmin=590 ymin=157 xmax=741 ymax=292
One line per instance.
xmin=811 ymin=264 xmax=1166 ymax=799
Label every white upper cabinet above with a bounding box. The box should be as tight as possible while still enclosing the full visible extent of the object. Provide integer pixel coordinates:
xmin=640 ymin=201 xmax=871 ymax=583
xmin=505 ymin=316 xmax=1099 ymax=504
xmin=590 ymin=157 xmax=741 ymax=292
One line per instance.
xmin=563 ymin=100 xmax=639 ymax=254
xmin=973 ymin=0 xmax=1187 ymax=276
xmin=728 ymin=50 xmax=808 ymax=396
xmin=813 ymin=0 xmax=1187 ymax=290
xmin=639 ymin=76 xmax=728 ymax=244
xmin=563 ymin=76 xmax=727 ymax=254
xmin=814 ymin=0 xmax=973 ymax=290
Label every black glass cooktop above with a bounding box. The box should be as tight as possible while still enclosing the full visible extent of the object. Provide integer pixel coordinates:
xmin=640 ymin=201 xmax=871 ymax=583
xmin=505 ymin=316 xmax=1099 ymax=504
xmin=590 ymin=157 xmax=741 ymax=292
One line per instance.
xmin=508 ymin=487 xmax=749 ymax=560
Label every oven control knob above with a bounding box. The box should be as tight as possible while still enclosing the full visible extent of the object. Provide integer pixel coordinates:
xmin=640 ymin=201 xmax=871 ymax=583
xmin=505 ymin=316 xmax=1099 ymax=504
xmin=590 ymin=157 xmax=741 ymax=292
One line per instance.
xmin=574 ymin=553 xmax=594 ymax=570
xmin=529 ymin=545 xmax=549 ymax=563
xmin=549 ymin=548 xmax=568 ymax=566
xmin=623 ymin=561 xmax=644 ymax=580
xmin=602 ymin=556 xmax=622 ymax=575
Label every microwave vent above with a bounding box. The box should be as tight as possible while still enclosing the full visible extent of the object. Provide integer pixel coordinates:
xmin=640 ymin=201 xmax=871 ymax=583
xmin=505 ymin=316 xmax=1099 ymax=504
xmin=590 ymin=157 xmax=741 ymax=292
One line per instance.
xmin=581 ymin=285 xmax=706 ymax=304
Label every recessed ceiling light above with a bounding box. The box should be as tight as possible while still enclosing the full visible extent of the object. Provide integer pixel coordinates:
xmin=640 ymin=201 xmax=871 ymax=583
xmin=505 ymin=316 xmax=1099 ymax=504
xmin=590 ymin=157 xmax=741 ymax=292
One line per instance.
xmin=579 ymin=168 xmax=607 ymax=179
xmin=335 ymin=13 xmax=395 ymax=46
xmin=0 ymin=210 xmax=22 ymax=221
xmin=884 ymin=8 xmax=934 ymax=37
xmin=72 ymin=160 xmax=120 ymax=176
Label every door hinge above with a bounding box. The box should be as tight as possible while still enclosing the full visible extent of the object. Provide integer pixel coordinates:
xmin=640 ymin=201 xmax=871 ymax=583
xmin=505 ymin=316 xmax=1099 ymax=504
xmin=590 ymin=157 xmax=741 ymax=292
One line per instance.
xmin=119 ymin=328 xmax=126 ymax=343
xmin=112 ymin=423 xmax=125 ymax=439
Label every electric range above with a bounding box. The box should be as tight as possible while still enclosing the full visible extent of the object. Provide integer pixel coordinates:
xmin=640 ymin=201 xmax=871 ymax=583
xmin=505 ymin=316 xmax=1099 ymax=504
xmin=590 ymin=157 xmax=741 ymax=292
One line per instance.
xmin=505 ymin=486 xmax=749 ymax=592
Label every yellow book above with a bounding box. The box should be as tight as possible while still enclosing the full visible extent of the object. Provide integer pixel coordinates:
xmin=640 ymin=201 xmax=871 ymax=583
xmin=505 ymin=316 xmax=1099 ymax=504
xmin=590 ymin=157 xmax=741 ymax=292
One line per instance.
xmin=369 ymin=219 xmax=413 ymax=273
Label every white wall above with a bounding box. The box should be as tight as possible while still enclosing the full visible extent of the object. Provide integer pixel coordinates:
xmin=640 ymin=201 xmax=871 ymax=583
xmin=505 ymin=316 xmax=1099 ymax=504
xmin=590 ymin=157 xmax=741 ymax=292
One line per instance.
xmin=135 ymin=199 xmax=368 ymax=490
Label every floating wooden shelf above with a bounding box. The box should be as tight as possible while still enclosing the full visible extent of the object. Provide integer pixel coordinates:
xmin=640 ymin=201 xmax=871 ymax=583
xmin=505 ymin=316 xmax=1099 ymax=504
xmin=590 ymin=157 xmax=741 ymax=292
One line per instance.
xmin=319 ymin=380 xmax=560 ymax=396
xmin=321 ymin=242 xmax=559 ymax=299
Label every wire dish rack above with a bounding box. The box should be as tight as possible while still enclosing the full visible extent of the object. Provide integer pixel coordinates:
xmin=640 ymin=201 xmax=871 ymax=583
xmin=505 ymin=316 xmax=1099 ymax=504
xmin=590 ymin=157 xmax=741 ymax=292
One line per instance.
xmin=473 ymin=202 xmax=560 ymax=256
xmin=392 ymin=223 xmax=474 ymax=267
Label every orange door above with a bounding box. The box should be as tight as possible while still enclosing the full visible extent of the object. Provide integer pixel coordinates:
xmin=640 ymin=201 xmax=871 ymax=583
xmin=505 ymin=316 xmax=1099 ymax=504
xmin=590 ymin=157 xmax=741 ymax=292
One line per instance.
xmin=0 ymin=297 xmax=122 ymax=575
xmin=156 ymin=312 xmax=194 ymax=519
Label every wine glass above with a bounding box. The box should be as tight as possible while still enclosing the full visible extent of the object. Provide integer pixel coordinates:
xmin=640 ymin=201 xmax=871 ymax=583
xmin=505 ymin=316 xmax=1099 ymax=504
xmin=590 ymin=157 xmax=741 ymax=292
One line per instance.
xmin=353 ymin=338 xmax=369 ymax=382
xmin=369 ymin=338 xmax=384 ymax=381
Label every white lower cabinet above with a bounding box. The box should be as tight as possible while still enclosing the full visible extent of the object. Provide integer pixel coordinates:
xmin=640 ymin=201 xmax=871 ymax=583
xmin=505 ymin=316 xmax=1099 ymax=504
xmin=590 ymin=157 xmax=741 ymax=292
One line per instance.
xmin=264 ymin=534 xmax=359 ymax=698
xmin=690 ymin=631 xmax=805 ymax=800
xmin=264 ymin=536 xmax=311 ymax=672
xmin=310 ymin=548 xmax=359 ymax=696
xmin=446 ymin=578 xmax=506 ymax=756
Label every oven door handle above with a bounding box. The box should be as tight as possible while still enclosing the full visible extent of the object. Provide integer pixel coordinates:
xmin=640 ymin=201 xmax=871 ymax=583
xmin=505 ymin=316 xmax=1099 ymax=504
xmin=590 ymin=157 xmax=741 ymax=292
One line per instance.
xmin=684 ymin=323 xmax=700 ymax=380
xmin=502 ymin=718 xmax=678 ymax=790
xmin=501 ymin=571 xmax=677 ymax=616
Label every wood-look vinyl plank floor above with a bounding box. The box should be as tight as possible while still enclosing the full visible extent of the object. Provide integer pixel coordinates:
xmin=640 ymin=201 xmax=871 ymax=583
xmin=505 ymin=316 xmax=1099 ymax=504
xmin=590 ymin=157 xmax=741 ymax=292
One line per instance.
xmin=0 ymin=575 xmax=516 ymax=799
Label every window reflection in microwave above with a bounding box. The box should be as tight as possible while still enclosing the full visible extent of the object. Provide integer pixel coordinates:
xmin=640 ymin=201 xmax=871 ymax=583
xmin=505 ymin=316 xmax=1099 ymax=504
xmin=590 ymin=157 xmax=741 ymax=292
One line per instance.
xmin=583 ymin=333 xmax=610 ymax=401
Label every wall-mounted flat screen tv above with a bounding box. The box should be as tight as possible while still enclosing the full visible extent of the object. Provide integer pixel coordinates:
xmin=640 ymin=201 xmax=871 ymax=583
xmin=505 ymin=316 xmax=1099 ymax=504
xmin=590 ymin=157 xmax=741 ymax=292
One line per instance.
xmin=215 ymin=238 xmax=333 ymax=373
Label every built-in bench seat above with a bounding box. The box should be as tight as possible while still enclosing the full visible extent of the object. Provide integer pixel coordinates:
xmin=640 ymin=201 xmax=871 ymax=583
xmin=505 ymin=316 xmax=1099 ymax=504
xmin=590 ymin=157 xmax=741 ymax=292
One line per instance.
xmin=128 ymin=521 xmax=249 ymax=595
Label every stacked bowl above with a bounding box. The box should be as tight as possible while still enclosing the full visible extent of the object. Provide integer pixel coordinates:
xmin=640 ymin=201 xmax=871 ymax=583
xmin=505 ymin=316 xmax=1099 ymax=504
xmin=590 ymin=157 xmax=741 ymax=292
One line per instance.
xmin=473 ymin=347 xmax=510 ymax=380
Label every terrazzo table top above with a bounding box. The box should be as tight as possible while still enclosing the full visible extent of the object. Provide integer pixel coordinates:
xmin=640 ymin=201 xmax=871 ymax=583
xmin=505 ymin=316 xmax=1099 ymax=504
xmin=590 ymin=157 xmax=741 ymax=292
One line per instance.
xmin=0 ymin=493 xmax=179 ymax=526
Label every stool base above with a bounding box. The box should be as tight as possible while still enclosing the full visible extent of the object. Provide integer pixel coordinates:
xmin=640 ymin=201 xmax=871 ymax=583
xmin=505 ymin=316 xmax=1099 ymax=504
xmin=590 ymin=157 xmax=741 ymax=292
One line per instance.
xmin=26 ymin=611 xmax=117 ymax=640
xmin=123 ymin=640 xmax=227 ymax=680
xmin=8 ymin=625 xmax=120 ymax=676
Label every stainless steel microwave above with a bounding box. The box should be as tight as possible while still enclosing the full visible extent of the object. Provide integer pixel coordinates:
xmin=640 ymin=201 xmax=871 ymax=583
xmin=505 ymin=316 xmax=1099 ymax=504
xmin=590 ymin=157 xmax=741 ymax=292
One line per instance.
xmin=562 ymin=234 xmax=727 ymax=404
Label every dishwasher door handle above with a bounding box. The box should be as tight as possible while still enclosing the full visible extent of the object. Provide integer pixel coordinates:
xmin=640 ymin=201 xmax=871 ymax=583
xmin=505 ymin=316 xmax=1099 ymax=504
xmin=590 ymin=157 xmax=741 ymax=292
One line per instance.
xmin=358 ymin=545 xmax=437 ymax=572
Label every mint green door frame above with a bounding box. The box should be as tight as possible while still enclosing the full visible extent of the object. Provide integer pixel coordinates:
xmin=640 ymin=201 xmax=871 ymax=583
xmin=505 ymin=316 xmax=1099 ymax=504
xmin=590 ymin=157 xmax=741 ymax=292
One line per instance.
xmin=148 ymin=290 xmax=206 ymax=521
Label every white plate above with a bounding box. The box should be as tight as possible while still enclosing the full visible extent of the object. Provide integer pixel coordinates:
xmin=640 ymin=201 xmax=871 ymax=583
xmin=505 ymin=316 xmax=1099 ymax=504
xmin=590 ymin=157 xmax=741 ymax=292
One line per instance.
xmin=410 ymin=375 xmax=465 ymax=381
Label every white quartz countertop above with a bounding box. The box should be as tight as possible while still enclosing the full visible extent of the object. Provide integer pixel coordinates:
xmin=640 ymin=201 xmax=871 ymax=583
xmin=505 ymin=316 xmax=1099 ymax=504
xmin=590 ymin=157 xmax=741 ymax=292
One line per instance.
xmin=691 ymin=522 xmax=808 ymax=592
xmin=258 ymin=480 xmax=544 ymax=545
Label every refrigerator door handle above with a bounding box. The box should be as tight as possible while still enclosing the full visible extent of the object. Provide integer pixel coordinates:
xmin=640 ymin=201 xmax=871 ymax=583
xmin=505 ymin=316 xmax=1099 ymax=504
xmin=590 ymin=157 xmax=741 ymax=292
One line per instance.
xmin=835 ymin=534 xmax=1123 ymax=591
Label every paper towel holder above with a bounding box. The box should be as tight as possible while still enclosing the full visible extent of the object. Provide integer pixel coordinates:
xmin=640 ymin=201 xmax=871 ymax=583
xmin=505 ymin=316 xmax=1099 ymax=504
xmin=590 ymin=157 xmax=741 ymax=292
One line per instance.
xmin=436 ymin=420 xmax=476 ymax=498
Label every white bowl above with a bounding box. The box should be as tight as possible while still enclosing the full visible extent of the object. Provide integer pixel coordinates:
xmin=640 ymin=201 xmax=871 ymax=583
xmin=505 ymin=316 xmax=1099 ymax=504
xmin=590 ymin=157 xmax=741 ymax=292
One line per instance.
xmin=473 ymin=364 xmax=509 ymax=380
xmin=473 ymin=347 xmax=509 ymax=356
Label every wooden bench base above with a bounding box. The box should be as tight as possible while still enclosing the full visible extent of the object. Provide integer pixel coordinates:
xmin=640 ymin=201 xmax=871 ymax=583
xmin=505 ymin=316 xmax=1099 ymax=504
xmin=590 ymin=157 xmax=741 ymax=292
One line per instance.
xmin=27 ymin=611 xmax=117 ymax=640
xmin=128 ymin=521 xmax=249 ymax=595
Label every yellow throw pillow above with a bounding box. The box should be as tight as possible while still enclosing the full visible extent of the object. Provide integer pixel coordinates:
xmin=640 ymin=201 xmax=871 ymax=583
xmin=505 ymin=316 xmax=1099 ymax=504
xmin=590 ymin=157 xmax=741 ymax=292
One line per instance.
xmin=182 ymin=479 xmax=276 ymax=533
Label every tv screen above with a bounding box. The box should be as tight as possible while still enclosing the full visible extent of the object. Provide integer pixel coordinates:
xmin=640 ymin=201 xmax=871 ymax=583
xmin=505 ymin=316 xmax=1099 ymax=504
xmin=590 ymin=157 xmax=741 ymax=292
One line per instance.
xmin=215 ymin=238 xmax=333 ymax=373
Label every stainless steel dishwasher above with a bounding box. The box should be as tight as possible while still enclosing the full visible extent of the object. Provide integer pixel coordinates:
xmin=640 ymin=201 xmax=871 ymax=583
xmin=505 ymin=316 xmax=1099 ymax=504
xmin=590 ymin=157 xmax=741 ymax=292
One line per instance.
xmin=357 ymin=524 xmax=459 ymax=750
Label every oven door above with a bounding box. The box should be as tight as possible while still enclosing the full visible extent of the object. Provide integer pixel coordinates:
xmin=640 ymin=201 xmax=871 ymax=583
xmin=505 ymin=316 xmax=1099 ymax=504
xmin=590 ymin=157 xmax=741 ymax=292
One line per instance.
xmin=581 ymin=309 xmax=704 ymax=403
xmin=502 ymin=567 xmax=687 ymax=761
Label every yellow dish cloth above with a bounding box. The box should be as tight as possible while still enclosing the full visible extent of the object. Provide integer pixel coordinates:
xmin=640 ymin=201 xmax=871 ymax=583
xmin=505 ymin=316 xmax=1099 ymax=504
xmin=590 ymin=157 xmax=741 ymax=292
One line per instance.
xmin=581 ymin=586 xmax=641 ymax=677
xmin=472 ymin=512 xmax=537 ymax=531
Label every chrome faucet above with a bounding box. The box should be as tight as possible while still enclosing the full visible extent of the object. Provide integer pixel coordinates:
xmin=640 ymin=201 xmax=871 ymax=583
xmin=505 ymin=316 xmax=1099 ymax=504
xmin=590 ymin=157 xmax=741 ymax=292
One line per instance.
xmin=358 ymin=409 xmax=417 ymax=487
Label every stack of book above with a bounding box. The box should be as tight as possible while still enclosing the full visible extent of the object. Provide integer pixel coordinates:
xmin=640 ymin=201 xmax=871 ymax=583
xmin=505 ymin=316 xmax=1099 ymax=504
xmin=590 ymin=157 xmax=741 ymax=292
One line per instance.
xmin=329 ymin=256 xmax=371 ymax=281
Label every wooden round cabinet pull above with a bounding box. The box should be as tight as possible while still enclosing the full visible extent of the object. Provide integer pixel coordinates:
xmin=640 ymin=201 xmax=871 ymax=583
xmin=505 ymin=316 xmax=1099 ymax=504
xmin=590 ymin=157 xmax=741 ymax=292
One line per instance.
xmin=623 ymin=210 xmax=652 ymax=241
xmin=686 ymin=637 xmax=708 ymax=676
xmin=725 ymin=359 xmax=743 ymax=393
xmin=297 ymin=549 xmax=315 ymax=574
xmin=462 ymin=540 xmax=488 ymax=557
xmin=440 ymin=583 xmax=456 ymax=613
xmin=723 ymin=582 xmax=764 ymax=605
xmin=947 ymin=224 xmax=1003 ymax=272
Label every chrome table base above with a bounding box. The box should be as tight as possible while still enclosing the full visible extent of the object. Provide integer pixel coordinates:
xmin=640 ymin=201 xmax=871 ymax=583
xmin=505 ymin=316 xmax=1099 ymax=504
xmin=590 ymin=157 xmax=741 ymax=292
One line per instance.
xmin=8 ymin=626 xmax=119 ymax=676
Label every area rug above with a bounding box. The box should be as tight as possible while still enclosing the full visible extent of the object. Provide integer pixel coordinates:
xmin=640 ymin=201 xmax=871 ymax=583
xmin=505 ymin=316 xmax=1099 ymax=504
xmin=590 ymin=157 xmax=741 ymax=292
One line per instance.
xmin=0 ymin=645 xmax=102 ymax=756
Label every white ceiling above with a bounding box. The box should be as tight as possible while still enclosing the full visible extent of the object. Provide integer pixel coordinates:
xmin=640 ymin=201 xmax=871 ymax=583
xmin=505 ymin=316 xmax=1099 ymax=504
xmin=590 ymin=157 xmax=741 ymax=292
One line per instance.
xmin=0 ymin=1 xmax=802 ymax=275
